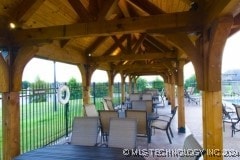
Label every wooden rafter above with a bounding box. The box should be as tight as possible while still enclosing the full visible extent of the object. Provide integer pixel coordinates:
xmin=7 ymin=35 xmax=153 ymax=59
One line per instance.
xmin=14 ymin=0 xmax=45 ymax=24
xmin=68 ymin=0 xmax=95 ymax=22
xmin=98 ymin=0 xmax=119 ymax=21
xmin=102 ymin=35 xmax=128 ymax=56
xmin=111 ymin=35 xmax=128 ymax=54
xmin=127 ymin=0 xmax=164 ymax=15
xmin=90 ymin=52 xmax=176 ymax=63
xmin=12 ymin=11 xmax=202 ymax=43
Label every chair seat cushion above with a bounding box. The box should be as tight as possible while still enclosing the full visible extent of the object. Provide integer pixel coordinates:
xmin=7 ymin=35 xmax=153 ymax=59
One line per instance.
xmin=151 ymin=120 xmax=168 ymax=129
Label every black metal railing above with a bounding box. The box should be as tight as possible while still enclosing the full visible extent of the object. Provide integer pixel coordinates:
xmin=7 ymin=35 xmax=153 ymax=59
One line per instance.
xmin=20 ymin=83 xmax=83 ymax=153
xmin=0 ymin=82 xmax=123 ymax=156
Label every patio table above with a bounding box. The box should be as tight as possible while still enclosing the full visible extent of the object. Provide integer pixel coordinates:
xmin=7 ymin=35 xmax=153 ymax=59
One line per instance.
xmin=14 ymin=145 xmax=145 ymax=160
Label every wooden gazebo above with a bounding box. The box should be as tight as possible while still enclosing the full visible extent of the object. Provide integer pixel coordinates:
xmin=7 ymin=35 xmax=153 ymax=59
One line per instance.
xmin=1 ymin=0 xmax=240 ymax=159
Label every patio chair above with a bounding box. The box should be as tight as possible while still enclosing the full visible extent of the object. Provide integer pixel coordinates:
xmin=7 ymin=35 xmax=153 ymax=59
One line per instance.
xmin=71 ymin=117 xmax=99 ymax=146
xmin=145 ymin=100 xmax=153 ymax=113
xmin=101 ymin=100 xmax=109 ymax=110
xmin=151 ymin=106 xmax=178 ymax=144
xmin=108 ymin=118 xmax=137 ymax=149
xmin=125 ymin=110 xmax=150 ymax=143
xmin=129 ymin=93 xmax=141 ymax=101
xmin=131 ymin=100 xmax=146 ymax=111
xmin=179 ymin=134 xmax=205 ymax=160
xmin=83 ymin=104 xmax=98 ymax=117
xmin=103 ymin=97 xmax=116 ymax=110
xmin=222 ymin=103 xmax=238 ymax=134
xmin=98 ymin=110 xmax=119 ymax=142
xmin=231 ymin=104 xmax=240 ymax=136
xmin=142 ymin=93 xmax=152 ymax=100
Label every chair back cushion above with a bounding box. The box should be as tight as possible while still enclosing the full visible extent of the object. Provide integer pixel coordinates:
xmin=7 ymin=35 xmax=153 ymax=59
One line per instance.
xmin=131 ymin=100 xmax=146 ymax=111
xmin=71 ymin=117 xmax=99 ymax=146
xmin=84 ymin=104 xmax=98 ymax=117
xmin=98 ymin=110 xmax=119 ymax=133
xmin=103 ymin=97 xmax=114 ymax=110
xmin=142 ymin=93 xmax=152 ymax=100
xmin=126 ymin=110 xmax=147 ymax=135
xmin=108 ymin=118 xmax=137 ymax=149
xmin=129 ymin=93 xmax=141 ymax=101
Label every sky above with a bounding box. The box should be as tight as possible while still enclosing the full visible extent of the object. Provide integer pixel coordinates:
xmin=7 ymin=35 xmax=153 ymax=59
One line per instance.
xmin=22 ymin=31 xmax=240 ymax=83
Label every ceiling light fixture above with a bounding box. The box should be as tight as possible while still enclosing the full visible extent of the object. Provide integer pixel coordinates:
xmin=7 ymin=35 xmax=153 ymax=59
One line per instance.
xmin=9 ymin=22 xmax=16 ymax=29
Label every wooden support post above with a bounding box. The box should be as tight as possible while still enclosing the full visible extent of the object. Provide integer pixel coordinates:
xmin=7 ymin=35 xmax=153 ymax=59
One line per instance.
xmin=202 ymin=91 xmax=222 ymax=159
xmin=78 ymin=64 xmax=94 ymax=105
xmin=177 ymin=60 xmax=185 ymax=133
xmin=133 ymin=77 xmax=137 ymax=93
xmin=129 ymin=76 xmax=133 ymax=94
xmin=195 ymin=16 xmax=233 ymax=160
xmin=2 ymin=92 xmax=20 ymax=160
xmin=170 ymin=74 xmax=176 ymax=110
xmin=121 ymin=74 xmax=125 ymax=102
xmin=164 ymin=82 xmax=170 ymax=101
xmin=107 ymin=70 xmax=114 ymax=98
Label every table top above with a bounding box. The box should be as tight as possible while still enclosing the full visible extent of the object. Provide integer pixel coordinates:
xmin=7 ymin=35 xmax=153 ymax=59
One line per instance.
xmin=14 ymin=145 xmax=145 ymax=160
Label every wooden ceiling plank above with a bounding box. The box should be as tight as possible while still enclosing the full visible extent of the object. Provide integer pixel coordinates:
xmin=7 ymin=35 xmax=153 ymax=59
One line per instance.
xmin=127 ymin=0 xmax=164 ymax=14
xmin=12 ymin=11 xmax=202 ymax=43
xmin=98 ymin=0 xmax=119 ymax=21
xmin=15 ymin=0 xmax=46 ymax=23
xmin=68 ymin=0 xmax=95 ymax=22
xmin=145 ymin=34 xmax=171 ymax=52
xmin=85 ymin=36 xmax=108 ymax=55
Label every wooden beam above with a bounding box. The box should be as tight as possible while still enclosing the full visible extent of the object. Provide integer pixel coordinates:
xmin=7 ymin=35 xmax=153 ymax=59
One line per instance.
xmin=103 ymin=35 xmax=128 ymax=56
xmin=14 ymin=0 xmax=45 ymax=24
xmin=12 ymin=11 xmax=202 ymax=43
xmin=132 ymin=33 xmax=146 ymax=53
xmin=37 ymin=43 xmax=87 ymax=65
xmin=127 ymin=0 xmax=164 ymax=15
xmin=68 ymin=0 xmax=95 ymax=22
xmin=203 ymin=0 xmax=233 ymax=26
xmin=98 ymin=0 xmax=119 ymax=21
xmin=85 ymin=36 xmax=108 ymax=55
xmin=116 ymin=62 xmax=176 ymax=71
xmin=111 ymin=36 xmax=128 ymax=54
xmin=90 ymin=52 xmax=177 ymax=63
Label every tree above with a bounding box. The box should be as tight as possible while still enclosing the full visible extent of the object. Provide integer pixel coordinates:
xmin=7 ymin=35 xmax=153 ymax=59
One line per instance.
xmin=22 ymin=81 xmax=30 ymax=89
xmin=30 ymin=76 xmax=48 ymax=103
xmin=91 ymin=82 xmax=108 ymax=98
xmin=136 ymin=78 xmax=148 ymax=92
xmin=67 ymin=77 xmax=82 ymax=99
xmin=184 ymin=75 xmax=199 ymax=93
xmin=152 ymin=78 xmax=164 ymax=91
